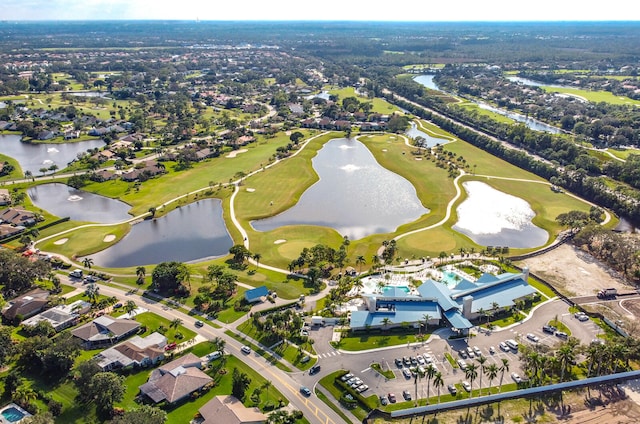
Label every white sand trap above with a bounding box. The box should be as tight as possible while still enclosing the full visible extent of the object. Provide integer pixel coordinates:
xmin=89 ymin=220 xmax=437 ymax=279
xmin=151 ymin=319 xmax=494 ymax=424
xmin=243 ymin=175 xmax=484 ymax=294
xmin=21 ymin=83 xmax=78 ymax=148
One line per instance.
xmin=415 ymin=158 xmax=422 ymax=160
xmin=246 ymin=188 xmax=256 ymax=192
xmin=54 ymin=238 xmax=68 ymax=245
xmin=382 ymin=149 xmax=388 ymax=152
xmin=274 ymin=239 xmax=287 ymax=244
xmin=103 ymin=234 xmax=116 ymax=242
xmin=226 ymin=149 xmax=248 ymax=158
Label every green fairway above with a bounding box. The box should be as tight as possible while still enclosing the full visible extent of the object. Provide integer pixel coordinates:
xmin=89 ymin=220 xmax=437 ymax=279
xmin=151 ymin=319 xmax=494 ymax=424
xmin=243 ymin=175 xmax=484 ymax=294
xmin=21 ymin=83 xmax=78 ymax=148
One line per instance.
xmin=540 ymin=85 xmax=640 ymax=106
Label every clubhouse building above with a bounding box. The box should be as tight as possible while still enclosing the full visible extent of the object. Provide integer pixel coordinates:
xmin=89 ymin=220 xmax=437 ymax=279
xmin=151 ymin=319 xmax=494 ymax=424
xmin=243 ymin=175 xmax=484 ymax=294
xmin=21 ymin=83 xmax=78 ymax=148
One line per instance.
xmin=349 ymin=267 xmax=536 ymax=332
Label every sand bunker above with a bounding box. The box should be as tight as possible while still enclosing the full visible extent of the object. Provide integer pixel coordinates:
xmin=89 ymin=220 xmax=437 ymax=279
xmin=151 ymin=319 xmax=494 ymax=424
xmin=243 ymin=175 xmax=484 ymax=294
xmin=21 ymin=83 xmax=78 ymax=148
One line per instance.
xmin=226 ymin=149 xmax=248 ymax=158
xmin=54 ymin=238 xmax=68 ymax=245
xmin=246 ymin=188 xmax=256 ymax=192
xmin=103 ymin=234 xmax=116 ymax=242
xmin=274 ymin=239 xmax=287 ymax=244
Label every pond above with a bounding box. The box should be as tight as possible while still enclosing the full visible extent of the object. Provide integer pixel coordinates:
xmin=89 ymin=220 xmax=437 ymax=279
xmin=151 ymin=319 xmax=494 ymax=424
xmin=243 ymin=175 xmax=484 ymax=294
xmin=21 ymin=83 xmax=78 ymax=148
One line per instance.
xmin=405 ymin=121 xmax=448 ymax=147
xmin=28 ymin=183 xmax=132 ymax=223
xmin=452 ymin=181 xmax=548 ymax=248
xmin=413 ymin=75 xmax=440 ymax=91
xmin=0 ymin=133 xmax=105 ymax=174
xmin=90 ymin=199 xmax=233 ymax=267
xmin=251 ymin=137 xmax=430 ymax=240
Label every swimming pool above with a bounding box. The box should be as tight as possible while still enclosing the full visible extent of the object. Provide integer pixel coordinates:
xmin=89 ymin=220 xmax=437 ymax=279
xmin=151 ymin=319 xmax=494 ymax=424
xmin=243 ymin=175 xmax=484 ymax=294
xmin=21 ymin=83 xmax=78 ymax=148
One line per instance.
xmin=1 ymin=407 xmax=26 ymax=423
xmin=382 ymin=285 xmax=410 ymax=294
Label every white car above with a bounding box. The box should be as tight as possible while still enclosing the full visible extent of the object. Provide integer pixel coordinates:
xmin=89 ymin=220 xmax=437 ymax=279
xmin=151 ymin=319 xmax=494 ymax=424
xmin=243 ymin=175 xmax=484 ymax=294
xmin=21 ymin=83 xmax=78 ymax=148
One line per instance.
xmin=423 ymin=353 xmax=433 ymax=364
xmin=499 ymin=342 xmax=510 ymax=352
xmin=489 ymin=346 xmax=496 ymax=354
xmin=457 ymin=359 xmax=468 ymax=370
xmin=511 ymin=372 xmax=522 ymax=383
xmin=473 ymin=346 xmax=482 ymax=356
xmin=462 ymin=381 xmax=472 ymax=392
xmin=526 ymin=333 xmax=540 ymax=342
xmin=417 ymin=356 xmax=426 ymax=366
xmin=241 ymin=345 xmax=251 ymax=354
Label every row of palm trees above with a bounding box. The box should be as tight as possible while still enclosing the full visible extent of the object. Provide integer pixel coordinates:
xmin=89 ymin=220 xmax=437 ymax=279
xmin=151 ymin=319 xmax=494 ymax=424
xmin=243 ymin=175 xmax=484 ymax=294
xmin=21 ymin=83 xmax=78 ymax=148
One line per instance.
xmin=412 ymin=357 xmax=511 ymax=403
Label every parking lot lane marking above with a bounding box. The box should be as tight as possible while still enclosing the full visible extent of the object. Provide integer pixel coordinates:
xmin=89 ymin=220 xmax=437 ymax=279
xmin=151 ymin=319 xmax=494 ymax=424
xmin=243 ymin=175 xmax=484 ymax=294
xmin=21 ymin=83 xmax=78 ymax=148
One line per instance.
xmin=362 ymin=367 xmax=371 ymax=373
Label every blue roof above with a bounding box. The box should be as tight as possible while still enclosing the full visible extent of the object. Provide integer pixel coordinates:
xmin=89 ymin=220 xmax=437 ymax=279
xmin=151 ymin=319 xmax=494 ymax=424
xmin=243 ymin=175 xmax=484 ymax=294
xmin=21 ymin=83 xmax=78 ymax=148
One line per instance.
xmin=417 ymin=280 xmax=458 ymax=311
xmin=244 ymin=285 xmax=269 ymax=302
xmin=454 ymin=278 xmax=536 ymax=313
xmin=444 ymin=309 xmax=473 ymax=329
xmin=349 ymin=301 xmax=440 ymax=329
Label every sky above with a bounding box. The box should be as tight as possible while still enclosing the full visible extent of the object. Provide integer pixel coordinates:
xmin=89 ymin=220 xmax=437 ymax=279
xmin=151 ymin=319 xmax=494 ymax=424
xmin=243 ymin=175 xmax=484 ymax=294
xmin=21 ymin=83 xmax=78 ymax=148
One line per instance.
xmin=2 ymin=0 xmax=639 ymax=22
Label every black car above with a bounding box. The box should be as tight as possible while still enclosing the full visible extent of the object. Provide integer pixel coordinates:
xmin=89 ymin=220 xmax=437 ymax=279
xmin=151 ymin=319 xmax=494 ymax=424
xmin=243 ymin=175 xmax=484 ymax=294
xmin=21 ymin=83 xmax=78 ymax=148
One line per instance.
xmin=395 ymin=358 xmax=403 ymax=367
xmin=379 ymin=395 xmax=388 ymax=406
xmin=542 ymin=325 xmax=557 ymax=334
xmin=447 ymin=384 xmax=457 ymax=395
xmin=402 ymin=390 xmax=412 ymax=401
xmin=309 ymin=364 xmax=321 ymax=375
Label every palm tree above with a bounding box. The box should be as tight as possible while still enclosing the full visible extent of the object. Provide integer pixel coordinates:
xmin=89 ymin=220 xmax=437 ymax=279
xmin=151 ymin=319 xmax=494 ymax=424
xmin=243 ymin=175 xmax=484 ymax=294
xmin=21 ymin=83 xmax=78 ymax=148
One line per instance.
xmin=262 ymin=380 xmax=272 ymax=402
xmin=381 ymin=317 xmax=392 ymax=330
xmin=136 ymin=266 xmax=146 ymax=279
xmin=485 ymin=363 xmax=499 ymax=395
xmin=84 ymin=283 xmax=100 ymax=304
xmin=124 ymin=300 xmax=137 ymax=316
xmin=13 ymin=385 xmax=37 ymax=409
xmin=425 ymin=364 xmax=437 ymax=401
xmin=356 ymin=255 xmax=366 ymax=273
xmin=353 ymin=279 xmax=364 ymax=294
xmin=557 ymin=344 xmax=575 ymax=382
xmin=476 ymin=355 xmax=487 ymax=395
xmin=422 ymin=314 xmax=431 ymax=333
xmin=82 ymin=257 xmax=94 ymax=269
xmin=433 ymin=371 xmax=444 ymax=404
xmin=253 ymin=253 xmax=262 ymax=269
xmin=170 ymin=318 xmax=183 ymax=329
xmin=465 ymin=363 xmax=478 ymax=398
xmin=498 ymin=358 xmax=510 ymax=393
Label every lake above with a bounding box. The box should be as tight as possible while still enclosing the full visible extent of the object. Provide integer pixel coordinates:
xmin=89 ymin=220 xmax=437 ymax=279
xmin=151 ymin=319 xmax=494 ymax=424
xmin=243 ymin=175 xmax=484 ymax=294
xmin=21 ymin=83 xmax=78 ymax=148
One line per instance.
xmin=89 ymin=198 xmax=233 ymax=267
xmin=27 ymin=183 xmax=132 ymax=223
xmin=405 ymin=121 xmax=448 ymax=147
xmin=453 ymin=181 xmax=548 ymax=248
xmin=251 ymin=137 xmax=430 ymax=239
xmin=0 ymin=133 xmax=105 ymax=174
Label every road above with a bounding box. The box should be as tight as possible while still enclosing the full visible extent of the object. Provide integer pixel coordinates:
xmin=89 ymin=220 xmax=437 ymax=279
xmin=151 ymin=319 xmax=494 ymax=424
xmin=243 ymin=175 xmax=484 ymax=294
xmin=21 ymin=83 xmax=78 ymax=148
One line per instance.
xmin=65 ymin=278 xmax=346 ymax=424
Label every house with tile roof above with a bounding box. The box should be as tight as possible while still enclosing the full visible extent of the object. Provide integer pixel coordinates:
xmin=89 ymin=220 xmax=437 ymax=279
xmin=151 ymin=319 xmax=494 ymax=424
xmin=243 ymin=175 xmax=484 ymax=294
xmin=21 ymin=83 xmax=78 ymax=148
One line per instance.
xmin=71 ymin=315 xmax=141 ymax=348
xmin=139 ymin=353 xmax=212 ymax=404
xmin=95 ymin=332 xmax=167 ymax=370
xmin=199 ymin=395 xmax=266 ymax=424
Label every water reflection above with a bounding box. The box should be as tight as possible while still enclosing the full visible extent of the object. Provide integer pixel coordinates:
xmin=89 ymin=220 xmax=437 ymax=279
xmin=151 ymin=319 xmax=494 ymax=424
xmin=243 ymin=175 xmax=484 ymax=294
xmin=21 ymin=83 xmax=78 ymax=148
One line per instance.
xmin=453 ymin=181 xmax=548 ymax=248
xmin=90 ymin=199 xmax=233 ymax=267
xmin=405 ymin=122 xmax=448 ymax=147
xmin=28 ymin=183 xmax=132 ymax=223
xmin=251 ymin=138 xmax=430 ymax=239
xmin=0 ymin=134 xmax=104 ymax=174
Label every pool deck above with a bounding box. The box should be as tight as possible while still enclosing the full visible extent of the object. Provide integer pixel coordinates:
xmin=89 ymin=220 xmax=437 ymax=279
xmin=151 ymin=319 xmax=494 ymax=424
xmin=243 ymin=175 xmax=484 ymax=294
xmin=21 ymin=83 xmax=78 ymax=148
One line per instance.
xmin=0 ymin=403 xmax=32 ymax=424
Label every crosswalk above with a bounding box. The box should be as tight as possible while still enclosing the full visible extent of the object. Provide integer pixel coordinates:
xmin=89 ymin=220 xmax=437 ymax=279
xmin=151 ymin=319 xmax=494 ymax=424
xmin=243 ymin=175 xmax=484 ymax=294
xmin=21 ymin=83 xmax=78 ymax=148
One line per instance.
xmin=317 ymin=350 xmax=342 ymax=359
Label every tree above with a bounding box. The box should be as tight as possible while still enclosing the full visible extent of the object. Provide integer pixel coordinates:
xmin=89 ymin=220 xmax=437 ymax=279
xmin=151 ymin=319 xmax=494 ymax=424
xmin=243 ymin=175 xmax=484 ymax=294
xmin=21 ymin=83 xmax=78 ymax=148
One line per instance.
xmin=485 ymin=363 xmax=499 ymax=394
xmin=124 ymin=300 xmax=137 ymax=316
xmin=108 ymin=405 xmax=167 ymax=424
xmin=152 ymin=261 xmax=189 ymax=293
xmin=232 ymin=367 xmax=251 ymax=401
xmin=433 ymin=371 xmax=444 ymax=404
xmin=82 ymin=257 xmax=94 ymax=269
xmin=136 ymin=266 xmax=146 ymax=285
xmin=356 ymin=255 xmax=366 ymax=273
xmin=476 ymin=355 xmax=487 ymax=395
xmin=253 ymin=252 xmax=262 ymax=269
xmin=85 ymin=283 xmax=100 ymax=304
xmin=74 ymin=359 xmax=102 ymax=402
xmin=289 ymin=131 xmax=304 ymax=144
xmin=229 ymin=245 xmax=251 ymax=265
xmin=0 ymin=249 xmax=51 ymax=293
xmin=498 ymin=358 xmax=510 ymax=393
xmin=13 ymin=384 xmax=37 ymax=409
xmin=381 ymin=317 xmax=392 ymax=330
xmin=170 ymin=318 xmax=183 ymax=329
xmin=0 ymin=326 xmax=14 ymax=368
xmin=465 ymin=363 xmax=478 ymax=398
xmin=425 ymin=364 xmax=437 ymax=401
xmin=90 ymin=372 xmax=126 ymax=416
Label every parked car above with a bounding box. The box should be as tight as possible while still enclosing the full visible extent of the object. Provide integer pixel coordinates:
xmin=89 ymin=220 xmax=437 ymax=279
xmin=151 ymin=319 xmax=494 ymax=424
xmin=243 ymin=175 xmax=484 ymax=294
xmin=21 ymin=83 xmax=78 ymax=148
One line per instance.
xmin=499 ymin=342 xmax=510 ymax=351
xmin=241 ymin=345 xmax=251 ymax=354
xmin=113 ymin=303 xmax=123 ymax=309
xmin=388 ymin=393 xmax=396 ymax=403
xmin=395 ymin=358 xmax=403 ymax=367
xmin=410 ymin=356 xmax=418 ymax=365
xmin=341 ymin=373 xmax=354 ymax=382
xmin=526 ymin=333 xmax=539 ymax=342
xmin=402 ymin=390 xmax=412 ymax=401
xmin=459 ymin=349 xmax=468 ymax=359
xmin=462 ymin=381 xmax=472 ymax=392
xmin=575 ymin=312 xmax=589 ymax=322
xmin=300 ymin=386 xmax=312 ymax=396
xmin=357 ymin=384 xmax=369 ymax=393
xmin=489 ymin=346 xmax=496 ymax=354
xmin=379 ymin=395 xmax=388 ymax=406
xmin=402 ymin=368 xmax=412 ymax=378
xmin=555 ymin=331 xmax=568 ymax=340
xmin=164 ymin=342 xmax=177 ymax=351
xmin=447 ymin=384 xmax=457 ymax=395
xmin=207 ymin=351 xmax=222 ymax=361
xmin=423 ymin=353 xmax=433 ymax=364
xmin=403 ymin=356 xmax=411 ymax=365
xmin=511 ymin=373 xmax=522 ymax=383
xmin=417 ymin=356 xmax=426 ymax=366
xmin=466 ymin=347 xmax=475 ymax=358
xmin=542 ymin=325 xmax=557 ymax=334
xmin=457 ymin=359 xmax=468 ymax=370
xmin=473 ymin=346 xmax=482 ymax=356
xmin=84 ymin=275 xmax=98 ymax=283
xmin=300 ymin=355 xmax=311 ymax=363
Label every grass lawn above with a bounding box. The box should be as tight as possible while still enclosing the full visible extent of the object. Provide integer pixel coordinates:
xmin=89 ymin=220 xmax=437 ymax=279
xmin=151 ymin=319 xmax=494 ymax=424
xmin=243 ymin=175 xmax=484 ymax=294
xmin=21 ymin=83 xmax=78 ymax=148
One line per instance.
xmin=333 ymin=327 xmax=427 ymax=351
xmin=0 ymin=152 xmax=23 ymax=181
xmin=606 ymin=147 xmax=640 ymax=160
xmin=133 ymin=311 xmax=197 ymax=343
xmin=327 ymin=86 xmax=401 ymax=114
xmin=540 ymin=85 xmax=640 ymax=106
xmin=314 ymin=388 xmax=353 ymax=424
xmin=318 ymin=370 xmax=371 ymax=421
xmin=548 ymin=319 xmax=571 ymax=336
xmin=224 ymin=330 xmax=292 ymax=372
xmin=457 ymin=103 xmax=516 ymax=125
xmin=371 ymin=363 xmax=395 ymax=379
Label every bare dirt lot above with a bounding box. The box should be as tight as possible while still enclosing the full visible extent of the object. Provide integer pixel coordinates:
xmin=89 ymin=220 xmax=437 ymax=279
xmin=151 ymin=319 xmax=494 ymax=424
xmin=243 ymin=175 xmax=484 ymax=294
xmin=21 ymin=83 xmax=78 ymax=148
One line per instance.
xmin=517 ymin=244 xmax=633 ymax=298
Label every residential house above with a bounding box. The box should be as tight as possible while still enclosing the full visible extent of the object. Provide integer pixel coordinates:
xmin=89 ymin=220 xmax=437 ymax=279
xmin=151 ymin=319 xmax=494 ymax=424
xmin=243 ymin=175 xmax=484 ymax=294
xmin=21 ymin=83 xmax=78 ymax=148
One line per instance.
xmin=37 ymin=130 xmax=55 ymax=140
xmin=199 ymin=395 xmax=266 ymax=424
xmin=139 ymin=353 xmax=212 ymax=404
xmin=71 ymin=315 xmax=141 ymax=348
xmin=63 ymin=130 xmax=80 ymax=140
xmin=0 ymin=189 xmax=11 ymax=206
xmin=0 ymin=207 xmax=37 ymax=226
xmin=91 ymin=169 xmax=117 ymax=182
xmin=0 ymin=223 xmax=24 ymax=239
xmin=95 ymin=332 xmax=167 ymax=370
xmin=22 ymin=300 xmax=90 ymax=331
xmin=2 ymin=288 xmax=50 ymax=322
xmin=244 ymin=286 xmax=269 ymax=304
